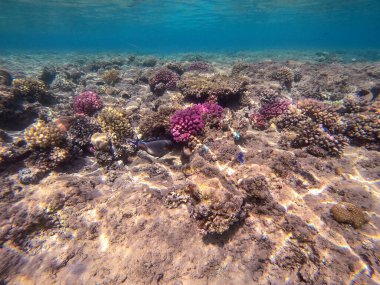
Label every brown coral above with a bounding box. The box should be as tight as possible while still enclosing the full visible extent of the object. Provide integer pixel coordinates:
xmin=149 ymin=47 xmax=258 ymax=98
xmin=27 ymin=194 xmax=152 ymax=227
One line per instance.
xmin=12 ymin=78 xmax=49 ymax=103
xmin=97 ymin=107 xmax=132 ymax=142
xmin=331 ymin=202 xmax=369 ymax=228
xmin=25 ymin=120 xmax=65 ymax=149
xmin=271 ymin=67 xmax=294 ymax=90
xmin=102 ymin=69 xmax=120 ymax=86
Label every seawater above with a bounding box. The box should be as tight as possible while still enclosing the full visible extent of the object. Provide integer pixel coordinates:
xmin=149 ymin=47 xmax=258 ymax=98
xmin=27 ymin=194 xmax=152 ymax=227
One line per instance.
xmin=1 ymin=0 xmax=380 ymax=53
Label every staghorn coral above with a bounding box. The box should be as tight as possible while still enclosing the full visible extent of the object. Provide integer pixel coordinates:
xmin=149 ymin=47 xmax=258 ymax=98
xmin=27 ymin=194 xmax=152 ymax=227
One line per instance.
xmin=170 ymin=103 xmax=223 ymax=143
xmin=344 ymin=114 xmax=380 ymax=150
xmin=97 ymin=107 xmax=132 ymax=142
xmin=12 ymin=78 xmax=49 ymax=103
xmin=148 ymin=68 xmax=180 ymax=96
xmin=271 ymin=67 xmax=294 ymax=90
xmin=178 ymin=74 xmax=247 ymax=102
xmin=102 ymin=69 xmax=120 ymax=86
xmin=73 ymin=91 xmax=103 ymax=116
xmin=25 ymin=120 xmax=65 ymax=149
xmin=331 ymin=202 xmax=369 ymax=228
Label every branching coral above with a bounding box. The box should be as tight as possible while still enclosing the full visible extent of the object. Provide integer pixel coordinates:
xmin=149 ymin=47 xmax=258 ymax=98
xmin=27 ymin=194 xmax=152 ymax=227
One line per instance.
xmin=25 ymin=120 xmax=65 ymax=149
xmin=148 ymin=68 xmax=180 ymax=96
xmin=344 ymin=114 xmax=380 ymax=150
xmin=97 ymin=107 xmax=132 ymax=142
xmin=270 ymin=67 xmax=294 ymax=90
xmin=170 ymin=103 xmax=223 ymax=143
xmin=250 ymin=100 xmax=291 ymax=129
xmin=73 ymin=91 xmax=103 ymax=116
xmin=68 ymin=116 xmax=102 ymax=150
xmin=12 ymin=78 xmax=49 ymax=102
xmin=102 ymin=69 xmax=120 ymax=86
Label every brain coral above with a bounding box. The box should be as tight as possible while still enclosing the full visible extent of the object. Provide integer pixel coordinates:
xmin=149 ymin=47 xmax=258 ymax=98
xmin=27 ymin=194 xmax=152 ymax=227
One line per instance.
xmin=331 ymin=202 xmax=369 ymax=228
xmin=73 ymin=91 xmax=103 ymax=116
xmin=170 ymin=103 xmax=223 ymax=143
xmin=25 ymin=120 xmax=65 ymax=149
xmin=148 ymin=68 xmax=180 ymax=96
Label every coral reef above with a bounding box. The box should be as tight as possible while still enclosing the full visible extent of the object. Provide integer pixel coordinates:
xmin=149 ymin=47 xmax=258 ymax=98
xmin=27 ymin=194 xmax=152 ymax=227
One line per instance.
xmin=12 ymin=78 xmax=49 ymax=103
xmin=73 ymin=91 xmax=103 ymax=116
xmin=102 ymin=69 xmax=120 ymax=86
xmin=184 ymin=61 xmax=210 ymax=72
xmin=250 ymin=100 xmax=291 ymax=129
xmin=148 ymin=68 xmax=180 ymax=96
xmin=331 ymin=202 xmax=369 ymax=228
xmin=271 ymin=67 xmax=294 ymax=90
xmin=170 ymin=103 xmax=223 ymax=143
xmin=344 ymin=114 xmax=380 ymax=150
xmin=39 ymin=66 xmax=57 ymax=85
xmin=24 ymin=120 xmax=65 ymax=149
xmin=178 ymin=74 xmax=248 ymax=103
xmin=97 ymin=107 xmax=132 ymax=142
xmin=68 ymin=116 xmax=102 ymax=150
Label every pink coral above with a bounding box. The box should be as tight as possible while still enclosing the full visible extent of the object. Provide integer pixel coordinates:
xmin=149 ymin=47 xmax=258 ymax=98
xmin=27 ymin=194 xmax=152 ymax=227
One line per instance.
xmin=73 ymin=91 xmax=102 ymax=116
xmin=170 ymin=103 xmax=223 ymax=142
xmin=149 ymin=68 xmax=180 ymax=96
xmin=250 ymin=100 xmax=291 ymax=129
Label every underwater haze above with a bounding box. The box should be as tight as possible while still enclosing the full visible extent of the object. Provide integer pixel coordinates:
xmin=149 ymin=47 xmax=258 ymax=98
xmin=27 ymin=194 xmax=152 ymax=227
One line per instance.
xmin=1 ymin=0 xmax=380 ymax=52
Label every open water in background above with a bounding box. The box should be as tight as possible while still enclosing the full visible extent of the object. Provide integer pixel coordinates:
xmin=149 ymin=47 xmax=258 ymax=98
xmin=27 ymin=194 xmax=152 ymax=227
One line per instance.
xmin=0 ymin=0 xmax=380 ymax=53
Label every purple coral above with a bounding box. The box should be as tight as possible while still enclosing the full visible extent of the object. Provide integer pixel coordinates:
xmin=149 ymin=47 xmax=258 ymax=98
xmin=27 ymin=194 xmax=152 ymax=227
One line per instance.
xmin=251 ymin=100 xmax=291 ymax=128
xmin=149 ymin=68 xmax=180 ymax=96
xmin=186 ymin=61 xmax=210 ymax=72
xmin=170 ymin=103 xmax=223 ymax=142
xmin=73 ymin=91 xmax=102 ymax=116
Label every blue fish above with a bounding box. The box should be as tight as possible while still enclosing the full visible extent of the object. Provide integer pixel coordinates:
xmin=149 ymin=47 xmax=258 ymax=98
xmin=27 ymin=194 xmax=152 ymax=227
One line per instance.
xmin=237 ymin=152 xmax=244 ymax=164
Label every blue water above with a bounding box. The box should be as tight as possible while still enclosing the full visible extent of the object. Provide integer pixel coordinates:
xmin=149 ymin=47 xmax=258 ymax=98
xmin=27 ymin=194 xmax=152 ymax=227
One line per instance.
xmin=1 ymin=0 xmax=380 ymax=53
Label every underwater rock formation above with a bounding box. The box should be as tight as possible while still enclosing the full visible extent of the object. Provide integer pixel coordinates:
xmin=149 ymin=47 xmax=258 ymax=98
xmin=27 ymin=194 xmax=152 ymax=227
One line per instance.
xmin=148 ymin=68 xmax=180 ymax=96
xmin=73 ymin=91 xmax=103 ymax=116
xmin=331 ymin=202 xmax=369 ymax=228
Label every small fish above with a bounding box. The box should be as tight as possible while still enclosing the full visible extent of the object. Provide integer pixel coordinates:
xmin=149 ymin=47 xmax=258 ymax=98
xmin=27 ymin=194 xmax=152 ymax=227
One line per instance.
xmin=237 ymin=152 xmax=244 ymax=164
xmin=137 ymin=139 xmax=173 ymax=158
xmin=234 ymin=131 xmax=240 ymax=142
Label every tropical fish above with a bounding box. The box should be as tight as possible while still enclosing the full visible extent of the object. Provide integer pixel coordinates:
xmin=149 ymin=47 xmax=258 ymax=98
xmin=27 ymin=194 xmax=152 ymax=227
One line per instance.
xmin=237 ymin=152 xmax=244 ymax=164
xmin=137 ymin=139 xmax=173 ymax=158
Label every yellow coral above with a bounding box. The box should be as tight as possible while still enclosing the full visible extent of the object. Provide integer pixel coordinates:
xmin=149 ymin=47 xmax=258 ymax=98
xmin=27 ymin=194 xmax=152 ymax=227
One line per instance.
xmin=102 ymin=69 xmax=120 ymax=86
xmin=24 ymin=120 xmax=64 ymax=148
xmin=97 ymin=107 xmax=132 ymax=142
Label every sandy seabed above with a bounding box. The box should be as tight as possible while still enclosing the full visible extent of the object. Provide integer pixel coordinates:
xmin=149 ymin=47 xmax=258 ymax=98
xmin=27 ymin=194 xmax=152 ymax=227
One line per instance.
xmin=0 ymin=51 xmax=379 ymax=285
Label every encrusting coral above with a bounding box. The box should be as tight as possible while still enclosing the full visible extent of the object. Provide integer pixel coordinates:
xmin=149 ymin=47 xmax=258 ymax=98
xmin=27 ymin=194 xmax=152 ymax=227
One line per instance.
xmin=24 ymin=120 xmax=65 ymax=149
xmin=97 ymin=107 xmax=133 ymax=142
xmin=331 ymin=202 xmax=369 ymax=228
